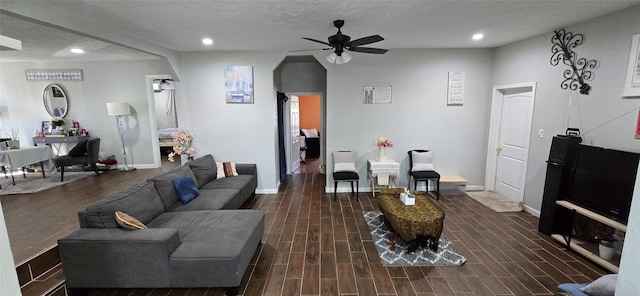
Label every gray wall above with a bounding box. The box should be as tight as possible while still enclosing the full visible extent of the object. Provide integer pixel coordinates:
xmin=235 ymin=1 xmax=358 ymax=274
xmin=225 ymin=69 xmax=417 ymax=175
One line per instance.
xmin=492 ymin=6 xmax=640 ymax=213
xmin=324 ymin=48 xmax=494 ymax=192
xmin=0 ymin=60 xmax=167 ymax=166
xmin=493 ymin=7 xmax=640 ymax=292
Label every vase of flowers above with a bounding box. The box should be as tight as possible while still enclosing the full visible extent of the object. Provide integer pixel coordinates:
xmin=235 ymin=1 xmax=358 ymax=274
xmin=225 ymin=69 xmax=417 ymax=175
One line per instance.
xmin=375 ymin=137 xmax=393 ymax=161
xmin=168 ymin=129 xmax=196 ymax=164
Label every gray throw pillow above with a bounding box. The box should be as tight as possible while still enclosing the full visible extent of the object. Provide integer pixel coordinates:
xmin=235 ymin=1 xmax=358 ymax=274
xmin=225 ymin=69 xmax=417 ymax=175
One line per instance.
xmin=188 ymin=154 xmax=217 ymax=188
xmin=581 ymin=274 xmax=617 ymax=296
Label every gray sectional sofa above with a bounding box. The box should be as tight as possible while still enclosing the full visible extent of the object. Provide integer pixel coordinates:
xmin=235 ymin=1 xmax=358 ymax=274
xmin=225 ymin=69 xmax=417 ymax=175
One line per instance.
xmin=58 ymin=154 xmax=264 ymax=296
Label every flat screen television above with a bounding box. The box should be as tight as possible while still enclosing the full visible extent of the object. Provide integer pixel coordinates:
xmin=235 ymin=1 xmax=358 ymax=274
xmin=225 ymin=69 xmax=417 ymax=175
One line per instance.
xmin=567 ymin=144 xmax=640 ymax=224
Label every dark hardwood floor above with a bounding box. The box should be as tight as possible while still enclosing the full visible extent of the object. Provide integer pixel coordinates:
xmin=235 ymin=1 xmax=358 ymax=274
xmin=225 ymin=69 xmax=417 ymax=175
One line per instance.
xmin=3 ymin=165 xmax=608 ymax=295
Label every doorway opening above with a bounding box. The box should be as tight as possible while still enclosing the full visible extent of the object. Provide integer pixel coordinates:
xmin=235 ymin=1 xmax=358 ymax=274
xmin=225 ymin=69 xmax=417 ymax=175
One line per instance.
xmin=294 ymin=94 xmax=321 ymax=174
xmin=145 ymin=75 xmax=177 ymax=169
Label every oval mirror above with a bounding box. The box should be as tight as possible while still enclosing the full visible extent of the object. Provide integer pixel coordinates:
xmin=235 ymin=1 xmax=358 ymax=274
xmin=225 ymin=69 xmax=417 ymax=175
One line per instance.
xmin=43 ymin=84 xmax=68 ymax=118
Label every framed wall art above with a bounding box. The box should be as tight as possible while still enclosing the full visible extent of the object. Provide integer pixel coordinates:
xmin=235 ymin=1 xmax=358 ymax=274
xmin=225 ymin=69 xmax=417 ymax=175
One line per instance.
xmin=622 ymin=34 xmax=640 ymax=97
xmin=224 ymin=65 xmax=254 ymax=104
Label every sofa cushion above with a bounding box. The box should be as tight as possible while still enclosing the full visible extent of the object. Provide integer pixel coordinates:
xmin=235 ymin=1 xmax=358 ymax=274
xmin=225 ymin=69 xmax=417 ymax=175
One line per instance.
xmin=115 ymin=211 xmax=147 ymax=230
xmin=84 ymin=182 xmax=164 ymax=228
xmin=201 ymin=175 xmax=255 ymax=207
xmin=171 ymin=188 xmax=240 ymax=211
xmin=150 ymin=165 xmax=197 ymax=210
xmin=188 ymin=154 xmax=217 ymax=188
xmin=146 ymin=210 xmax=264 ymax=287
xmin=172 ymin=175 xmax=200 ymax=204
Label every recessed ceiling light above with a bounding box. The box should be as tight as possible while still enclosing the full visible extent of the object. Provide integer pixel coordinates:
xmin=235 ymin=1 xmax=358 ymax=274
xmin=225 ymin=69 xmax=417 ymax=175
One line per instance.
xmin=70 ymin=48 xmax=85 ymax=54
xmin=202 ymin=38 xmax=213 ymax=45
xmin=472 ymin=33 xmax=484 ymax=41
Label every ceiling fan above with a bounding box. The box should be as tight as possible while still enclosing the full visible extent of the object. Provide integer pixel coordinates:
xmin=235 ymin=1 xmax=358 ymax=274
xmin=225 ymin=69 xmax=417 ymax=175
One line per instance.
xmin=300 ymin=20 xmax=388 ymax=64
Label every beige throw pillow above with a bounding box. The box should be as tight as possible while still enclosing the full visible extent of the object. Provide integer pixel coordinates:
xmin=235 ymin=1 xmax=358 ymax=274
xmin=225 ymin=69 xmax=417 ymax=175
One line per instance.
xmin=216 ymin=161 xmax=238 ymax=178
xmin=115 ymin=211 xmax=147 ymax=230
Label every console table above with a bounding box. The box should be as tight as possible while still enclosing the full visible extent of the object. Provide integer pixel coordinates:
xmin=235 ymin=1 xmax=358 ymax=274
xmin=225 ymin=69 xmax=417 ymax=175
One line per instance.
xmin=368 ymin=159 xmax=400 ymax=197
xmin=33 ymin=136 xmax=89 ymax=156
xmin=552 ymin=200 xmax=626 ymax=273
xmin=0 ymin=146 xmax=53 ymax=187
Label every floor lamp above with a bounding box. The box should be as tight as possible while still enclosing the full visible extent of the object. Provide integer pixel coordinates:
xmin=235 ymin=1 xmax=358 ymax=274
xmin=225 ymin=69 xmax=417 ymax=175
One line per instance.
xmin=106 ymin=102 xmax=134 ymax=171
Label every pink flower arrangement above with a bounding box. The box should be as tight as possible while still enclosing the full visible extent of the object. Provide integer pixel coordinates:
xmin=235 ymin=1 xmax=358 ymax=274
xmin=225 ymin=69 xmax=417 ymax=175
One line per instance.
xmin=375 ymin=137 xmax=393 ymax=148
xmin=168 ymin=129 xmax=196 ymax=162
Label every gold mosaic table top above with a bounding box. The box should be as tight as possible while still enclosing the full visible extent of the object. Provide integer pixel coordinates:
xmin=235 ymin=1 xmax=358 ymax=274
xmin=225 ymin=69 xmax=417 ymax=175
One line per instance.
xmin=377 ymin=188 xmax=445 ymax=241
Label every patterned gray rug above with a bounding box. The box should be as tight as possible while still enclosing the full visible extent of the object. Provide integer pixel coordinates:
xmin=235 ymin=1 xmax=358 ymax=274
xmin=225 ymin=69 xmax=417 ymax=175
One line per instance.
xmin=0 ymin=170 xmax=95 ymax=195
xmin=363 ymin=211 xmax=466 ymax=267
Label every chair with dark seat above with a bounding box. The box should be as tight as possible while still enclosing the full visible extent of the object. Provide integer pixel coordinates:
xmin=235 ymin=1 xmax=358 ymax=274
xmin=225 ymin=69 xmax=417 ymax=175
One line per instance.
xmin=54 ymin=137 xmax=101 ymax=181
xmin=332 ymin=150 xmax=359 ymax=201
xmin=408 ymin=149 xmax=440 ymax=200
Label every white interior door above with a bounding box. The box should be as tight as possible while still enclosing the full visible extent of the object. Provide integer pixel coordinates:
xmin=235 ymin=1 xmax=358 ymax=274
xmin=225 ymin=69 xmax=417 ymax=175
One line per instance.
xmin=486 ymin=83 xmax=536 ymax=203
xmin=290 ymin=96 xmax=300 ymax=173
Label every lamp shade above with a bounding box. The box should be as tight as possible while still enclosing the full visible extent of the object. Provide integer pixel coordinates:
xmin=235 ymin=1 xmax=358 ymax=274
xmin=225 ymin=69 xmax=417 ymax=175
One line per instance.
xmin=106 ymin=102 xmax=131 ymax=116
xmin=326 ymin=52 xmax=337 ymax=63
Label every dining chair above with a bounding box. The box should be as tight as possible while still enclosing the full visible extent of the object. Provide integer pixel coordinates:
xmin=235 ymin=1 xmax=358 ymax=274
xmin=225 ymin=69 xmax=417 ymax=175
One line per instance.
xmin=332 ymin=150 xmax=359 ymax=201
xmin=408 ymin=149 xmax=440 ymax=199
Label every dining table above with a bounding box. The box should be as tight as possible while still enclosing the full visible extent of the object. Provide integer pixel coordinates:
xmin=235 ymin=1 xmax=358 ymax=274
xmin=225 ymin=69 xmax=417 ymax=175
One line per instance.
xmin=0 ymin=146 xmax=54 ymax=188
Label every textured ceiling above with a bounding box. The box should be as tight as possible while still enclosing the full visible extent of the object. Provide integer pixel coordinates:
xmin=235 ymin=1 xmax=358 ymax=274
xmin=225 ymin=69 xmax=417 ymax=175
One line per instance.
xmin=1 ymin=0 xmax=639 ymax=62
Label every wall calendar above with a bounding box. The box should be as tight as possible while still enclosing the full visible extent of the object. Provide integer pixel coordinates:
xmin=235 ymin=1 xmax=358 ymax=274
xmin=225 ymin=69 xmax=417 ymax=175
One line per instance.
xmin=363 ymin=83 xmax=392 ymax=104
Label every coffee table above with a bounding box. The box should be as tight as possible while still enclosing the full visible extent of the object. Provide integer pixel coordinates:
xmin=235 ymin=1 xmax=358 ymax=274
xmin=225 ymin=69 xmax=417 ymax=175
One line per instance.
xmin=377 ymin=188 xmax=445 ymax=253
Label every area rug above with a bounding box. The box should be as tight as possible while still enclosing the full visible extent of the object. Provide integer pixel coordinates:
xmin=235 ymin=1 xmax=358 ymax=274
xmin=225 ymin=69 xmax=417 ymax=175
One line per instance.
xmin=363 ymin=211 xmax=466 ymax=267
xmin=0 ymin=171 xmax=95 ymax=195
xmin=466 ymin=191 xmax=523 ymax=212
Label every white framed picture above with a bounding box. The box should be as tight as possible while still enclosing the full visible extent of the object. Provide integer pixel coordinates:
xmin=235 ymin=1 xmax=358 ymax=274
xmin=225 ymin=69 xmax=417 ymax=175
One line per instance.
xmin=622 ymin=34 xmax=640 ymax=98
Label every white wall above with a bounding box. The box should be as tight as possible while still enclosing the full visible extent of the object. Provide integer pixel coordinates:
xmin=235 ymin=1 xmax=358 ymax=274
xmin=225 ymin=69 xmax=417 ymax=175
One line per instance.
xmin=617 ymin=170 xmax=640 ymax=293
xmin=0 ymin=60 xmax=168 ymax=167
xmin=324 ymin=48 xmax=494 ymax=191
xmin=178 ymin=51 xmax=284 ymax=193
xmin=492 ymin=6 xmax=640 ymax=212
xmin=0 ymin=203 xmax=20 ymax=295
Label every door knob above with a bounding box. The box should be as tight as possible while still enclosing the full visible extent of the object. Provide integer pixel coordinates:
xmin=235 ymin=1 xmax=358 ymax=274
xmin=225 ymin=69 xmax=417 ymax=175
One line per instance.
xmin=496 ymin=146 xmax=503 ymax=152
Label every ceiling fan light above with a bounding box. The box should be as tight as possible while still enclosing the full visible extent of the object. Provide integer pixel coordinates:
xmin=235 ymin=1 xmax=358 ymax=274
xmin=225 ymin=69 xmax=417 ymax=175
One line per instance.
xmin=326 ymin=52 xmax=337 ymax=63
xmin=342 ymin=52 xmax=352 ymax=63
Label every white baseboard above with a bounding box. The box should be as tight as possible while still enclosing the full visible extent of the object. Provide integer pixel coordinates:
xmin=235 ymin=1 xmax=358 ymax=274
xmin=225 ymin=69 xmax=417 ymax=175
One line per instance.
xmin=256 ymin=188 xmax=278 ymax=194
xmin=523 ymin=204 xmax=540 ymax=217
xmin=466 ymin=185 xmax=484 ymax=191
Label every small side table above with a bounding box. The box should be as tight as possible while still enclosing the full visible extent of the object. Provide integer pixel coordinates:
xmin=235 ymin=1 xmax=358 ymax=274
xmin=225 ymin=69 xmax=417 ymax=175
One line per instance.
xmin=368 ymin=159 xmax=400 ymax=197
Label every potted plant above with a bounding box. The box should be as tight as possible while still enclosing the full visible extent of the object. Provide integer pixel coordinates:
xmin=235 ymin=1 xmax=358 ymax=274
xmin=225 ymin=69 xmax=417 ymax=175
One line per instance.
xmin=6 ymin=128 xmax=19 ymax=149
xmin=594 ymin=228 xmax=624 ymax=260
xmin=51 ymin=118 xmax=66 ymax=135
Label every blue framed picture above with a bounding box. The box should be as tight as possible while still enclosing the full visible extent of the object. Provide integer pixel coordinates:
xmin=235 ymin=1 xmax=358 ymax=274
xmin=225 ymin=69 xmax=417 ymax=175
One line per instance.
xmin=224 ymin=65 xmax=254 ymax=104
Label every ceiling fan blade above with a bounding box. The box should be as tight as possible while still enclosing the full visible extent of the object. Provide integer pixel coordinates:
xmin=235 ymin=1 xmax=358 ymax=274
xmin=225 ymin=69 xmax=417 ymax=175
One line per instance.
xmin=288 ymin=48 xmax=331 ymax=52
xmin=302 ymin=37 xmax=333 ymax=47
xmin=347 ymin=35 xmax=384 ymax=47
xmin=349 ymin=47 xmax=388 ymax=54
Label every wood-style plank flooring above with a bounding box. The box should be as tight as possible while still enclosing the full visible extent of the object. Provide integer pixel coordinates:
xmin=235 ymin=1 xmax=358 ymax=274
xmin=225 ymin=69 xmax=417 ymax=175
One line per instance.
xmin=2 ymin=165 xmax=608 ymax=295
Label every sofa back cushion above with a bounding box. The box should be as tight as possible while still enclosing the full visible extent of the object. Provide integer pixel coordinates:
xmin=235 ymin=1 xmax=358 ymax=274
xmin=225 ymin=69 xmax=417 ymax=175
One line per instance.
xmin=150 ymin=165 xmax=197 ymax=210
xmin=188 ymin=154 xmax=217 ymax=188
xmin=83 ymin=181 xmax=164 ymax=228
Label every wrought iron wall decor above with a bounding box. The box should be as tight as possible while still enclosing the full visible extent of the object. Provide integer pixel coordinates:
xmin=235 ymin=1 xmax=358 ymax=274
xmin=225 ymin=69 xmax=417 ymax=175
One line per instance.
xmin=550 ymin=29 xmax=599 ymax=95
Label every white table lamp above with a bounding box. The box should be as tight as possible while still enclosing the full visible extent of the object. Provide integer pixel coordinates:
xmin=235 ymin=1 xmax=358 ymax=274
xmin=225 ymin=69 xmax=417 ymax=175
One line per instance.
xmin=106 ymin=102 xmax=134 ymax=171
